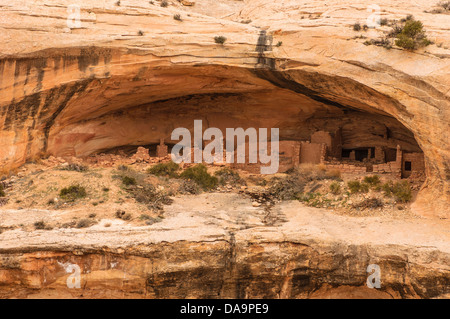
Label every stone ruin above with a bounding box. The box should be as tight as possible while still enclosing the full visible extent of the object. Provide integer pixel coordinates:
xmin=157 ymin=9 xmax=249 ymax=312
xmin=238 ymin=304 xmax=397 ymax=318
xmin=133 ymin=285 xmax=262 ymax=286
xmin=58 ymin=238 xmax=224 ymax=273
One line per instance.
xmin=156 ymin=139 xmax=169 ymax=158
xmin=78 ymin=131 xmax=424 ymax=182
xmin=231 ymin=129 xmax=425 ymax=180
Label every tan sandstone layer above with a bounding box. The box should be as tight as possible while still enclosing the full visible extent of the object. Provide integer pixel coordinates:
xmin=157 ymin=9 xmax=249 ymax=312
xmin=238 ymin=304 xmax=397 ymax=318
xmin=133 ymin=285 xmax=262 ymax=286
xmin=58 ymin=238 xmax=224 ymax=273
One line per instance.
xmin=0 ymin=193 xmax=449 ymax=298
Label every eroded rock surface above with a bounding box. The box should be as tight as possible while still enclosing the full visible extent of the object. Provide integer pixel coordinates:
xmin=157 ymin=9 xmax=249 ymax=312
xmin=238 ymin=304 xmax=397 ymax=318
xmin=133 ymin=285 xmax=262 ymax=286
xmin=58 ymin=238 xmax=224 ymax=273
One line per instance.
xmin=0 ymin=193 xmax=449 ymax=299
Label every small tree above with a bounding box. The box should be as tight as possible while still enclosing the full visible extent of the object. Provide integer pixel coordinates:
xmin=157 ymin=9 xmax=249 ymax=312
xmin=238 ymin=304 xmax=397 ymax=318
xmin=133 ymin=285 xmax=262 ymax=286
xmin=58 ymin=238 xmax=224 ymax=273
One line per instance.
xmin=395 ymin=19 xmax=431 ymax=50
xmin=147 ymin=161 xmax=180 ymax=178
xmin=214 ymin=36 xmax=227 ymax=44
xmin=180 ymin=164 xmax=218 ymax=190
xmin=60 ymin=185 xmax=87 ymax=201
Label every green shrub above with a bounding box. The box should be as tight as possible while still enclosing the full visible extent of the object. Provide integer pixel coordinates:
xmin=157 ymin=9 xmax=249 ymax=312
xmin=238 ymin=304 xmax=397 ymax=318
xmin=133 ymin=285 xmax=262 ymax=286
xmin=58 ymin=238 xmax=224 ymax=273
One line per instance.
xmin=113 ymin=167 xmax=145 ymax=187
xmin=347 ymin=180 xmax=371 ymax=193
xmin=147 ymin=161 xmax=180 ymax=178
xmin=60 ymin=163 xmax=88 ymax=172
xmin=380 ymin=18 xmax=389 ymax=26
xmin=392 ymin=180 xmax=412 ymax=203
xmin=160 ymin=0 xmax=168 ymax=7
xmin=214 ymin=36 xmax=227 ymax=44
xmin=173 ymin=14 xmax=182 ymax=21
xmin=139 ymin=214 xmax=151 ymax=220
xmin=401 ymin=14 xmax=415 ymax=22
xmin=115 ymin=210 xmax=126 ymax=219
xmin=114 ymin=167 xmax=173 ymax=212
xmin=60 ymin=221 xmax=77 ymax=229
xmin=133 ymin=185 xmax=173 ymax=211
xmin=329 ymin=182 xmax=341 ymax=195
xmin=275 ymin=41 xmax=283 ymax=47
xmin=395 ymin=19 xmax=431 ymax=50
xmin=365 ymin=37 xmax=392 ymax=49
xmin=347 ymin=180 xmax=362 ymax=193
xmin=380 ymin=180 xmax=412 ymax=202
xmin=388 ymin=25 xmax=403 ymax=38
xmin=0 ymin=184 xmax=5 ymax=197
xmin=115 ymin=210 xmax=132 ymax=220
xmin=180 ymin=164 xmax=218 ymax=190
xmin=121 ymin=176 xmax=137 ymax=186
xmin=381 ymin=181 xmax=393 ymax=196
xmin=145 ymin=216 xmax=163 ymax=225
xmin=354 ymin=198 xmax=384 ymax=209
xmin=364 ymin=175 xmax=381 ymax=186
xmin=298 ymin=192 xmax=320 ymax=205
xmin=34 ymin=221 xmax=47 ymax=230
xmin=353 ymin=23 xmax=362 ymax=31
xmin=360 ymin=182 xmax=370 ymax=193
xmin=59 ymin=185 xmax=87 ymax=201
xmin=76 ymin=218 xmax=96 ymax=228
xmin=140 ymin=214 xmax=163 ymax=225
xmin=178 ymin=179 xmax=200 ymax=194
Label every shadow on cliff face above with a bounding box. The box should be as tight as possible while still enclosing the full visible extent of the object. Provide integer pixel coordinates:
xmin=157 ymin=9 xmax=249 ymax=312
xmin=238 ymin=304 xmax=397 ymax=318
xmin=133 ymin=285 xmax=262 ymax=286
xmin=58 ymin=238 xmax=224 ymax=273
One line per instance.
xmin=255 ymin=30 xmax=275 ymax=69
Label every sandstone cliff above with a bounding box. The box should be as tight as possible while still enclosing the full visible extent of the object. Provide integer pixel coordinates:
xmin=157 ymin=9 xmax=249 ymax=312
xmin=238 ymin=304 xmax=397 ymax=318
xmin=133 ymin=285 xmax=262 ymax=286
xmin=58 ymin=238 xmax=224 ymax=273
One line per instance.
xmin=0 ymin=0 xmax=449 ymax=216
xmin=0 ymin=194 xmax=449 ymax=298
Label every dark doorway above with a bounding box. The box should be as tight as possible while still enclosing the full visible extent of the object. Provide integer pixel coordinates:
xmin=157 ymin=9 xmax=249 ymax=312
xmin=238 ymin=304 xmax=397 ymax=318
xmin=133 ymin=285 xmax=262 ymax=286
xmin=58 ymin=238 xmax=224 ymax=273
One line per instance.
xmin=404 ymin=161 xmax=412 ymax=171
xmin=341 ymin=149 xmax=351 ymax=158
xmin=355 ymin=149 xmax=369 ymax=161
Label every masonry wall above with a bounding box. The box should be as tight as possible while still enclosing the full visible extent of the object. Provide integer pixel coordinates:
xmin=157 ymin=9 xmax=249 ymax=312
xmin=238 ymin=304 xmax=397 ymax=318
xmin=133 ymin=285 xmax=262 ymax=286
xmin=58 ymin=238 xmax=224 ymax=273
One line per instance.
xmin=372 ymin=161 xmax=401 ymax=178
xmin=311 ymin=131 xmax=332 ymax=149
xmin=402 ymin=152 xmax=425 ymax=178
xmin=374 ymin=146 xmax=385 ymax=162
xmin=278 ymin=141 xmax=300 ymax=172
xmin=310 ymin=130 xmax=341 ymax=159
xmin=322 ymin=162 xmax=367 ymax=174
xmin=231 ymin=140 xmax=300 ymax=173
xmin=403 ymin=152 xmax=425 ymax=170
xmin=299 ymin=142 xmax=323 ymax=164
